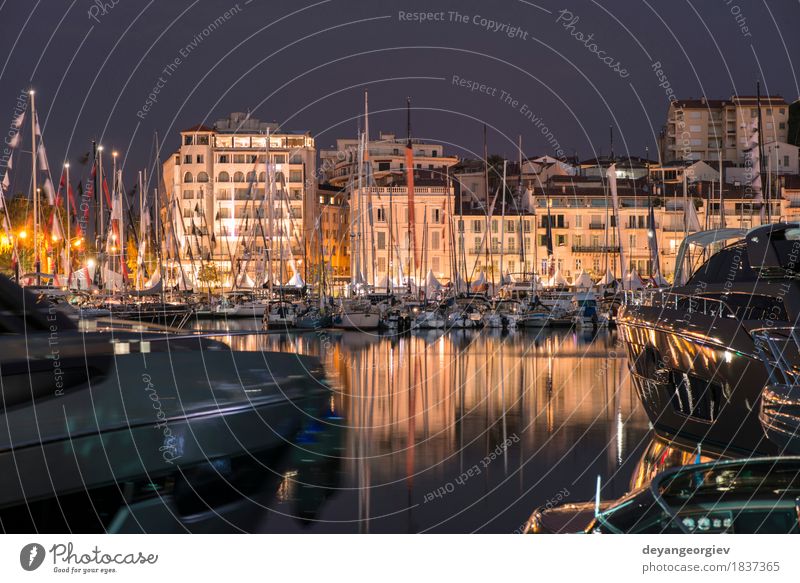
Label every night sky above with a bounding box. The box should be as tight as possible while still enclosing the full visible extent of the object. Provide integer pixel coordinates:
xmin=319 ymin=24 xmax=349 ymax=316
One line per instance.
xmin=1 ymin=0 xmax=798 ymax=186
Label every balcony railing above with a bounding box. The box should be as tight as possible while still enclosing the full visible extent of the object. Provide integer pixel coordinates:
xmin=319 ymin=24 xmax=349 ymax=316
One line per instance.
xmin=572 ymin=245 xmax=620 ymax=253
xmin=588 ymin=223 xmax=605 ymax=230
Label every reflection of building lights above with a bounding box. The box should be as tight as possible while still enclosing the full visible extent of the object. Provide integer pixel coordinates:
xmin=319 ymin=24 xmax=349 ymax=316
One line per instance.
xmin=0 ymin=236 xmax=8 ymax=246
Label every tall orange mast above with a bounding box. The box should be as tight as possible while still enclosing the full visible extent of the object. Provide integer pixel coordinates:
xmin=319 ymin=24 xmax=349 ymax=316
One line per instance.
xmin=405 ymin=97 xmax=419 ymax=273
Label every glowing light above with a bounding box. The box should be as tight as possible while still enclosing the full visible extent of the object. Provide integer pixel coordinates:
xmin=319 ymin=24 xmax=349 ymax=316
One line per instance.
xmin=87 ymin=258 xmax=96 ymax=268
xmin=18 ymin=230 xmax=27 ymax=239
xmin=0 ymin=236 xmax=9 ymax=246
xmin=97 ymin=145 xmax=104 ymax=152
xmin=64 ymin=162 xmax=70 ymax=169
xmin=51 ymin=235 xmax=59 ymax=242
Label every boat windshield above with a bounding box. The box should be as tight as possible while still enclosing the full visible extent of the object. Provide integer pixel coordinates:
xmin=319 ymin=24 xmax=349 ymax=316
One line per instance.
xmin=658 ymin=459 xmax=800 ymax=503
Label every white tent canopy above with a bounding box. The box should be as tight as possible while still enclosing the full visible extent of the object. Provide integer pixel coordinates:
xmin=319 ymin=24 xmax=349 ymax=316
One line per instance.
xmin=623 ymin=267 xmax=645 ymax=290
xmin=597 ymin=268 xmax=618 ymax=287
xmin=650 ymin=270 xmax=669 ymax=287
xmin=285 ymin=272 xmax=305 ymax=288
xmin=546 ymin=268 xmax=568 ymax=287
xmin=425 ymin=269 xmax=442 ymax=294
xmin=235 ymin=271 xmax=256 ymax=289
xmin=471 ymin=271 xmax=487 ymax=290
xmin=571 ymin=269 xmax=594 ymax=289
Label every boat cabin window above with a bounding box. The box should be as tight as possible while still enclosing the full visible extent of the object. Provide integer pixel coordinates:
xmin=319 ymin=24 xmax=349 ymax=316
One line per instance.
xmin=687 ymin=243 xmax=757 ymax=285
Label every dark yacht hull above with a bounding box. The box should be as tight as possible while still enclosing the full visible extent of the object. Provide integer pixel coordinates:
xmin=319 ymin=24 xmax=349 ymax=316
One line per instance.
xmin=618 ymin=304 xmax=777 ymax=457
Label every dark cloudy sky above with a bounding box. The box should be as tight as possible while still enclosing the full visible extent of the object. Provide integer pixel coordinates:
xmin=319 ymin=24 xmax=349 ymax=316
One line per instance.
xmin=1 ymin=0 xmax=798 ymax=186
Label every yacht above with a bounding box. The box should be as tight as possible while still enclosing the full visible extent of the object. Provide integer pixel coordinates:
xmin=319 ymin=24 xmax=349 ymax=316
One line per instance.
xmin=0 ymin=275 xmax=331 ymax=524
xmin=618 ymin=223 xmax=800 ymax=456
xmin=213 ymin=292 xmax=268 ymax=318
xmin=525 ymin=456 xmax=800 ymax=533
xmin=753 ymin=325 xmax=800 ymax=454
xmin=265 ymin=300 xmax=299 ymax=328
xmin=333 ymin=299 xmax=381 ymax=330
xmin=483 ymin=299 xmax=521 ymax=329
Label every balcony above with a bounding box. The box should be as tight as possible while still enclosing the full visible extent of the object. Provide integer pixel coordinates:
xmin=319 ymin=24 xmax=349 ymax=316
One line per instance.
xmin=572 ymin=245 xmax=620 ymax=253
xmin=588 ymin=223 xmax=605 ymax=230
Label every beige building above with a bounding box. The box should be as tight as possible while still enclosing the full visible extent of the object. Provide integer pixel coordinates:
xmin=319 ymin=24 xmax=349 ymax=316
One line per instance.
xmin=162 ymin=112 xmax=316 ymax=286
xmin=319 ymin=132 xmax=459 ymax=188
xmin=350 ymin=174 xmax=800 ymax=288
xmin=349 ymin=177 xmax=455 ymax=288
xmin=662 ymin=95 xmax=789 ymax=164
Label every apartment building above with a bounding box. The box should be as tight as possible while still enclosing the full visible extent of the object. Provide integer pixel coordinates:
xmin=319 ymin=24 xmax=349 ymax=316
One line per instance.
xmin=162 ymin=112 xmax=316 ymax=285
xmin=662 ymin=95 xmax=789 ymax=164
xmin=319 ymin=132 xmax=459 ymax=188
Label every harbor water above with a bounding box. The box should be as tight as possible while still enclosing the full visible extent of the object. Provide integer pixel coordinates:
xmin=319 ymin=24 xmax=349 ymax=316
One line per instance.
xmin=196 ymin=320 xmax=651 ymax=533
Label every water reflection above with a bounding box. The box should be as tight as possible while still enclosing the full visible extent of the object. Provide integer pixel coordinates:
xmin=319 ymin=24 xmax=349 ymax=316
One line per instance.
xmin=192 ymin=322 xmax=650 ymax=533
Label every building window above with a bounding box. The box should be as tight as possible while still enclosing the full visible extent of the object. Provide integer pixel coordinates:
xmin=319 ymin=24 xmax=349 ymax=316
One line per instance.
xmin=216 ymin=189 xmax=230 ymax=200
xmin=184 ymin=155 xmax=192 ymax=164
xmin=377 ymin=231 xmax=386 ymax=250
xmin=196 ymin=154 xmax=204 ymax=164
xmin=575 ymin=215 xmax=582 ymax=228
xmin=432 ymin=208 xmax=441 ymax=223
xmin=197 ymin=172 xmax=209 ymax=183
xmin=184 ymin=136 xmax=193 ymax=145
xmin=218 ymin=171 xmax=230 ymax=182
xmin=183 ymin=172 xmax=193 ymax=183
xmin=289 ymin=170 xmax=303 ymax=183
xmin=197 ymin=135 xmax=209 ymax=145
xmin=377 ymin=208 xmax=386 ymax=222
xmin=457 ymin=220 xmax=464 ymax=233
xmin=472 ymin=220 xmax=482 ymax=233
xmin=218 ymin=154 xmax=229 ymax=164
xmin=246 ymin=171 xmax=256 ymax=182
xmin=258 ymin=171 xmax=266 ymax=182
xmin=233 ymin=154 xmax=245 ymax=164
xmin=431 ymin=231 xmax=440 ymax=250
xmin=217 ymin=207 xmax=231 ymax=219
xmin=233 ymin=171 xmax=245 ymax=182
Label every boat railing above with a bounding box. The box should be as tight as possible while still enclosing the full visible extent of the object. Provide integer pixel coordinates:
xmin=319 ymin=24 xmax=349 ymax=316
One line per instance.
xmin=623 ymin=290 xmax=737 ymax=320
xmin=750 ymin=326 xmax=800 ymax=387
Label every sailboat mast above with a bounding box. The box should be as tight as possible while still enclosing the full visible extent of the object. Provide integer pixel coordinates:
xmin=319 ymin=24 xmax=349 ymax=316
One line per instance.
xmin=266 ymin=128 xmax=274 ymax=295
xmin=500 ymin=159 xmax=507 ymax=284
xmin=30 ymin=90 xmax=39 ymax=284
xmin=405 ymin=97 xmax=417 ymax=281
xmin=65 ymin=162 xmax=71 ymax=282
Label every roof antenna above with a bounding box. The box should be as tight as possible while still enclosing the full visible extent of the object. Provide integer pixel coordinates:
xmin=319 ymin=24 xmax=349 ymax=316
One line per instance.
xmin=406 ymin=96 xmax=412 ymax=146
